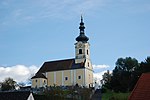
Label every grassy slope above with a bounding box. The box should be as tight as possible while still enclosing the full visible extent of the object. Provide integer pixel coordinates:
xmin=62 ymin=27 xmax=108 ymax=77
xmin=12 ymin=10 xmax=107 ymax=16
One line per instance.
xmin=102 ymin=90 xmax=130 ymax=100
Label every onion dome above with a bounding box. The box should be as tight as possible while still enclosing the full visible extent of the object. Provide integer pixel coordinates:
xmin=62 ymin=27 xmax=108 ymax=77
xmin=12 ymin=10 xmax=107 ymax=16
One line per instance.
xmin=76 ymin=16 xmax=89 ymax=42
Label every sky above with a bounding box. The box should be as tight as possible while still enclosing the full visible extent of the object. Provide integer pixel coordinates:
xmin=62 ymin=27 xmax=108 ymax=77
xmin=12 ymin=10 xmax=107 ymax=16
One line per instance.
xmin=0 ymin=0 xmax=150 ymax=83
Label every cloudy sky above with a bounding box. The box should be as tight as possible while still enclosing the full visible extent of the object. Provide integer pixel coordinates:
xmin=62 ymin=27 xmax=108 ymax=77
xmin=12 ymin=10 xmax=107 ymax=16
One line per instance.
xmin=0 ymin=0 xmax=150 ymax=83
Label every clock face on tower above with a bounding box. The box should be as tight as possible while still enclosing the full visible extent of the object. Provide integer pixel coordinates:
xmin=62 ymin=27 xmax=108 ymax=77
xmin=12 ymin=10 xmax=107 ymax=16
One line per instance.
xmin=78 ymin=43 xmax=82 ymax=47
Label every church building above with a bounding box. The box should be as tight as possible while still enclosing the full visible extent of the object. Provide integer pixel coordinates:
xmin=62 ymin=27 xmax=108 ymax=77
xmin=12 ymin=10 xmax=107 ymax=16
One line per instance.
xmin=31 ymin=16 xmax=93 ymax=88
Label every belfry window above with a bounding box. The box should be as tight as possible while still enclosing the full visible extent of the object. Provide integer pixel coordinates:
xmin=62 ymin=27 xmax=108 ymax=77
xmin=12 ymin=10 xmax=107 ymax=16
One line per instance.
xmin=87 ymin=50 xmax=89 ymax=55
xmin=79 ymin=49 xmax=82 ymax=54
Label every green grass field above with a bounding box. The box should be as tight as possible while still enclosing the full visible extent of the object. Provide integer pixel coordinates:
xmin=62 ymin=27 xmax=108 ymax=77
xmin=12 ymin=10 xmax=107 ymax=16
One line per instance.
xmin=102 ymin=90 xmax=130 ymax=100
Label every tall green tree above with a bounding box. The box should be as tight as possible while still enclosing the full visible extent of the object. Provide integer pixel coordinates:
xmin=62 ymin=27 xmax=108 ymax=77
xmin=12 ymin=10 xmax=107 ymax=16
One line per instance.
xmin=115 ymin=57 xmax=139 ymax=72
xmin=110 ymin=57 xmax=139 ymax=92
xmin=0 ymin=77 xmax=17 ymax=91
xmin=102 ymin=70 xmax=111 ymax=84
xmin=140 ymin=56 xmax=150 ymax=73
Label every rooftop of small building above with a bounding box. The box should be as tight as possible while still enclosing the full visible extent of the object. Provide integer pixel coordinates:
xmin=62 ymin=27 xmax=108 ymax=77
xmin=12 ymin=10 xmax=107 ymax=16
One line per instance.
xmin=0 ymin=91 xmax=32 ymax=100
xmin=128 ymin=73 xmax=150 ymax=100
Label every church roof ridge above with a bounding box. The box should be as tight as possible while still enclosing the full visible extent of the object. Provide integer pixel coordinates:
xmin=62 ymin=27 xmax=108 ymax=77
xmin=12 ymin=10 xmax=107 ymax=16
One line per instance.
xmin=45 ymin=58 xmax=75 ymax=63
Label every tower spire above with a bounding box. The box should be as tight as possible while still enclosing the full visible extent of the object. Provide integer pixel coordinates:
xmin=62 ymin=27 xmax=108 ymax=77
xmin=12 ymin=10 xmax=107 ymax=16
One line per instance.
xmin=81 ymin=15 xmax=83 ymax=23
xmin=76 ymin=16 xmax=89 ymax=42
xmin=79 ymin=15 xmax=85 ymax=34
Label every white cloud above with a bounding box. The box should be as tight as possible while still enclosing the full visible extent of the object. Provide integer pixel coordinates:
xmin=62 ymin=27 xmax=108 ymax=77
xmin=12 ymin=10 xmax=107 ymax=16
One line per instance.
xmin=0 ymin=64 xmax=111 ymax=86
xmin=93 ymin=64 xmax=110 ymax=69
xmin=93 ymin=64 xmax=111 ymax=84
xmin=93 ymin=70 xmax=107 ymax=81
xmin=93 ymin=70 xmax=112 ymax=84
xmin=0 ymin=65 xmax=40 ymax=83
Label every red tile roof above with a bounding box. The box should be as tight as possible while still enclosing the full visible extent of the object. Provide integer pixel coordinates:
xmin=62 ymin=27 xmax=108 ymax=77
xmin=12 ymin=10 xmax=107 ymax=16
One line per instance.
xmin=128 ymin=73 xmax=150 ymax=100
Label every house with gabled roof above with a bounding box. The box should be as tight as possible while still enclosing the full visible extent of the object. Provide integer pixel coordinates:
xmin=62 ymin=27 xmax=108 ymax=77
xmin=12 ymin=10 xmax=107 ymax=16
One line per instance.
xmin=128 ymin=73 xmax=150 ymax=100
xmin=0 ymin=91 xmax=34 ymax=100
xmin=31 ymin=16 xmax=93 ymax=88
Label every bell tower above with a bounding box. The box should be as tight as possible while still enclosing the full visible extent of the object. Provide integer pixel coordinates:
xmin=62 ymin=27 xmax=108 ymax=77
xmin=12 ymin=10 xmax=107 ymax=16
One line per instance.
xmin=75 ymin=16 xmax=91 ymax=64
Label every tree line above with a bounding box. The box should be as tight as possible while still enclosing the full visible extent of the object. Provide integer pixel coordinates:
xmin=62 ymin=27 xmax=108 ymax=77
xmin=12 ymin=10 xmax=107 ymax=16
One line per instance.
xmin=102 ymin=56 xmax=150 ymax=92
xmin=0 ymin=77 xmax=17 ymax=91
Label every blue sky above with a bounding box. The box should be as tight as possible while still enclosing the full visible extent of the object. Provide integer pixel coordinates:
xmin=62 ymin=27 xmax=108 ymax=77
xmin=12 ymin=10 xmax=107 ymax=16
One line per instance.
xmin=0 ymin=0 xmax=150 ymax=83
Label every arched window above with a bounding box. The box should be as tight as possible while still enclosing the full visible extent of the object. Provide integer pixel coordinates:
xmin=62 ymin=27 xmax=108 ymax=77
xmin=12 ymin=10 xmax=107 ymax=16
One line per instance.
xmin=79 ymin=49 xmax=82 ymax=54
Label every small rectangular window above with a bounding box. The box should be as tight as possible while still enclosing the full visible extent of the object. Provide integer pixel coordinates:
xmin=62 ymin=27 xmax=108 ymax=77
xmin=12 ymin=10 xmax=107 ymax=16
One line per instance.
xmin=87 ymin=50 xmax=89 ymax=55
xmin=88 ymin=62 xmax=89 ymax=67
xmin=78 ymin=76 xmax=81 ymax=79
xmin=65 ymin=77 xmax=68 ymax=80
xmin=79 ymin=49 xmax=82 ymax=54
xmin=43 ymin=80 xmax=46 ymax=85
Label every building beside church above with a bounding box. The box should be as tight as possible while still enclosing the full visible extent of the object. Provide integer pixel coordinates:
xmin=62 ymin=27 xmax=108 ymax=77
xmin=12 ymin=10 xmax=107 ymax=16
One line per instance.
xmin=0 ymin=91 xmax=35 ymax=100
xmin=128 ymin=73 xmax=150 ymax=100
xmin=31 ymin=16 xmax=93 ymax=88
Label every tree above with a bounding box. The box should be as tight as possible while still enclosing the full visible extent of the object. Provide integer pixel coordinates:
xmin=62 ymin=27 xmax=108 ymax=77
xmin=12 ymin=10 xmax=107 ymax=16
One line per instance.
xmin=115 ymin=57 xmax=139 ymax=72
xmin=0 ymin=77 xmax=17 ymax=91
xmin=140 ymin=56 xmax=150 ymax=73
xmin=102 ymin=70 xmax=111 ymax=84
xmin=102 ymin=56 xmax=150 ymax=93
xmin=101 ymin=70 xmax=112 ymax=89
xmin=110 ymin=57 xmax=139 ymax=92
